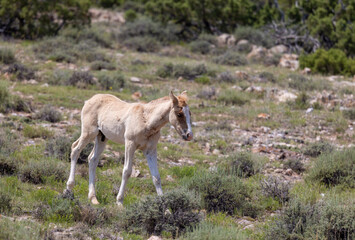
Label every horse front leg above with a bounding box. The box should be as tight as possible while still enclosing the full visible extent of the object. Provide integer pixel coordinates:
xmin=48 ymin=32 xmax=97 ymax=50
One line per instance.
xmin=144 ymin=147 xmax=163 ymax=196
xmin=116 ymin=140 xmax=136 ymax=206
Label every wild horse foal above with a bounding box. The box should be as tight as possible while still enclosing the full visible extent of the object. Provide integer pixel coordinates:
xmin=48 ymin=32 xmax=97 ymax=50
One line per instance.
xmin=64 ymin=91 xmax=193 ymax=206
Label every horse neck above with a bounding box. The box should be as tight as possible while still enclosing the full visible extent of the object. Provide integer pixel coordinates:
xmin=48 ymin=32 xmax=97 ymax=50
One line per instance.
xmin=144 ymin=97 xmax=171 ymax=131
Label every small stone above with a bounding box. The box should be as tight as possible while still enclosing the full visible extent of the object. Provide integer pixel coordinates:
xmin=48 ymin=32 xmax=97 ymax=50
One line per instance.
xmin=274 ymin=169 xmax=283 ymax=174
xmin=102 ymin=169 xmax=114 ymax=176
xmin=285 ymin=168 xmax=293 ymax=176
xmin=306 ymin=107 xmax=314 ymax=114
xmin=131 ymin=168 xmax=141 ymax=178
xmin=148 ymin=236 xmax=162 ymax=240
xmin=177 ymin=76 xmax=183 ymax=81
xmin=130 ymin=77 xmax=141 ymax=83
xmin=163 ymin=146 xmax=168 ymax=151
xmin=212 ymin=149 xmax=220 ymax=155
xmin=166 ymin=175 xmax=174 ymax=182
xmin=41 ymin=83 xmax=49 ymax=87
xmin=301 ymin=67 xmax=311 ymax=75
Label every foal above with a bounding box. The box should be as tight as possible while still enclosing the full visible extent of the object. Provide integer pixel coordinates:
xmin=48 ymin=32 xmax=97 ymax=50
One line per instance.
xmin=65 ymin=91 xmax=193 ymax=206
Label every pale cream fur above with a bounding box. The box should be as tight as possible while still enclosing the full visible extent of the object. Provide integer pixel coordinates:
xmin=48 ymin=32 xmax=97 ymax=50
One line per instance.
xmin=64 ymin=91 xmax=193 ymax=206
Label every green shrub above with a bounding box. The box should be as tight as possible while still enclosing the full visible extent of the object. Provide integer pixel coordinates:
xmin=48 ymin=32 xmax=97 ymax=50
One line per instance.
xmin=0 ymin=156 xmax=18 ymax=175
xmin=0 ymin=85 xmax=29 ymax=113
xmin=171 ymin=166 xmax=196 ymax=179
xmin=45 ymin=136 xmax=72 ymax=161
xmin=0 ymin=216 xmax=44 ymax=240
xmin=235 ymin=42 xmax=252 ymax=53
xmin=225 ymin=152 xmax=265 ymax=177
xmin=287 ymin=74 xmax=317 ymax=92
xmin=195 ymin=76 xmax=210 ymax=84
xmin=217 ymin=71 xmax=236 ymax=83
xmin=0 ymin=127 xmax=19 ymax=157
xmin=158 ymin=63 xmax=208 ymax=80
xmin=90 ymin=60 xmax=116 ymax=71
xmin=284 ymin=158 xmax=305 ymax=174
xmin=117 ymin=17 xmax=179 ymax=44
xmin=46 ymin=134 xmax=93 ymax=164
xmin=307 ymin=148 xmax=355 ymax=187
xmin=67 ymin=71 xmax=95 ymax=88
xmin=182 ymin=222 xmax=248 ymax=240
xmin=23 ymin=125 xmax=54 ymax=139
xmin=125 ymin=9 xmax=138 ymax=22
xmin=260 ymin=176 xmax=290 ymax=204
xmin=234 ymin=26 xmax=273 ymax=48
xmin=343 ymin=109 xmax=355 ymax=120
xmin=190 ymin=40 xmax=212 ymax=54
xmin=0 ymin=0 xmax=90 ymax=39
xmin=259 ymin=72 xmax=276 ymax=83
xmin=300 ymin=48 xmax=355 ymax=75
xmin=213 ymin=52 xmax=247 ymax=66
xmin=267 ymin=196 xmax=355 ymax=240
xmin=156 ymin=63 xmax=174 ymax=78
xmin=19 ymin=158 xmax=67 ymax=184
xmin=0 ymin=47 xmax=16 ymax=64
xmin=123 ymin=36 xmax=161 ymax=52
xmin=5 ymin=63 xmax=35 ymax=81
xmin=292 ymin=92 xmax=309 ymax=110
xmin=48 ymin=69 xmax=72 ymax=85
xmin=184 ymin=170 xmax=258 ymax=217
xmin=35 ymin=105 xmax=62 ymax=123
xmin=0 ymin=192 xmax=12 ymax=214
xmin=97 ymin=72 xmax=125 ymax=91
xmin=61 ymin=26 xmax=112 ymax=48
xmin=303 ymin=141 xmax=334 ymax=157
xmin=217 ymin=89 xmax=250 ymax=106
xmin=121 ymin=189 xmax=201 ymax=237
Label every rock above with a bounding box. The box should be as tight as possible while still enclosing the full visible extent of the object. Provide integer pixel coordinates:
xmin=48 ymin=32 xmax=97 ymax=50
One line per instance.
xmin=235 ymin=70 xmax=249 ymax=80
xmin=147 ymin=236 xmax=162 ymax=240
xmin=27 ymin=79 xmax=38 ymax=84
xmin=236 ymin=39 xmax=249 ymax=46
xmin=301 ymin=67 xmax=311 ymax=75
xmin=217 ymin=34 xmax=236 ymax=47
xmin=269 ymin=45 xmax=288 ymax=54
xmin=102 ymin=169 xmax=114 ymax=176
xmin=306 ymin=107 xmax=314 ymax=114
xmin=131 ymin=168 xmax=141 ymax=178
xmin=212 ymin=149 xmax=220 ymax=155
xmin=279 ymin=54 xmax=299 ymax=70
xmin=285 ymin=168 xmax=293 ymax=176
xmin=89 ymin=8 xmax=125 ymax=23
xmin=130 ymin=77 xmax=142 ymax=83
xmin=166 ymin=175 xmax=174 ymax=182
xmin=247 ymin=45 xmax=268 ymax=60
xmin=245 ymin=86 xmax=264 ymax=93
xmin=163 ymin=146 xmax=168 ymax=151
xmin=276 ymin=90 xmax=297 ymax=102
xmin=177 ymin=76 xmax=183 ymax=81
xmin=131 ymin=91 xmax=142 ymax=100
xmin=274 ymin=169 xmax=283 ymax=174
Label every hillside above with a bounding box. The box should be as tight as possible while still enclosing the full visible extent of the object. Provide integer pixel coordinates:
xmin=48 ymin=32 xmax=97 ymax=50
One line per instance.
xmin=0 ymin=9 xmax=355 ymax=240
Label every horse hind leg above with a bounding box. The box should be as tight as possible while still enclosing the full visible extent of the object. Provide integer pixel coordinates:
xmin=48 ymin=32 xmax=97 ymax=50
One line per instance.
xmin=88 ymin=132 xmax=107 ymax=205
xmin=66 ymin=131 xmax=97 ymax=192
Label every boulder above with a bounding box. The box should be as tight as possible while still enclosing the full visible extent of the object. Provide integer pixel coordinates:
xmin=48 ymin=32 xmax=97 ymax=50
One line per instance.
xmin=236 ymin=39 xmax=249 ymax=46
xmin=279 ymin=54 xmax=299 ymax=70
xmin=217 ymin=34 xmax=236 ymax=47
xmin=269 ymin=45 xmax=288 ymax=54
xmin=89 ymin=8 xmax=125 ymax=23
xmin=301 ymin=67 xmax=311 ymax=75
xmin=247 ymin=45 xmax=268 ymax=60
xmin=276 ymin=90 xmax=297 ymax=102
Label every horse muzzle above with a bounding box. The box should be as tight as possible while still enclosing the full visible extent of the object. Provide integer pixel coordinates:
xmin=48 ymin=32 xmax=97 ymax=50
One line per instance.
xmin=182 ymin=132 xmax=193 ymax=141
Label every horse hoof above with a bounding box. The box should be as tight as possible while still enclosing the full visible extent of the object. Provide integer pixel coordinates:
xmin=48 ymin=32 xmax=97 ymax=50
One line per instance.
xmin=91 ymin=197 xmax=100 ymax=205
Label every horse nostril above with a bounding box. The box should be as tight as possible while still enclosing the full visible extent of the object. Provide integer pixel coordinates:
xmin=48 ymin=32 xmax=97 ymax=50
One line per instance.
xmin=186 ymin=132 xmax=193 ymax=140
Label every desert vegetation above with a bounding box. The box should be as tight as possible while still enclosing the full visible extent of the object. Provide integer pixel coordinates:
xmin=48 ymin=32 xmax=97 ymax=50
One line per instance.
xmin=0 ymin=1 xmax=355 ymax=239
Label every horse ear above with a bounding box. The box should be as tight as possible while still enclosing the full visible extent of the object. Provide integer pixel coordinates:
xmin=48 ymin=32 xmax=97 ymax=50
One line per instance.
xmin=170 ymin=91 xmax=178 ymax=107
xmin=180 ymin=90 xmax=188 ymax=97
